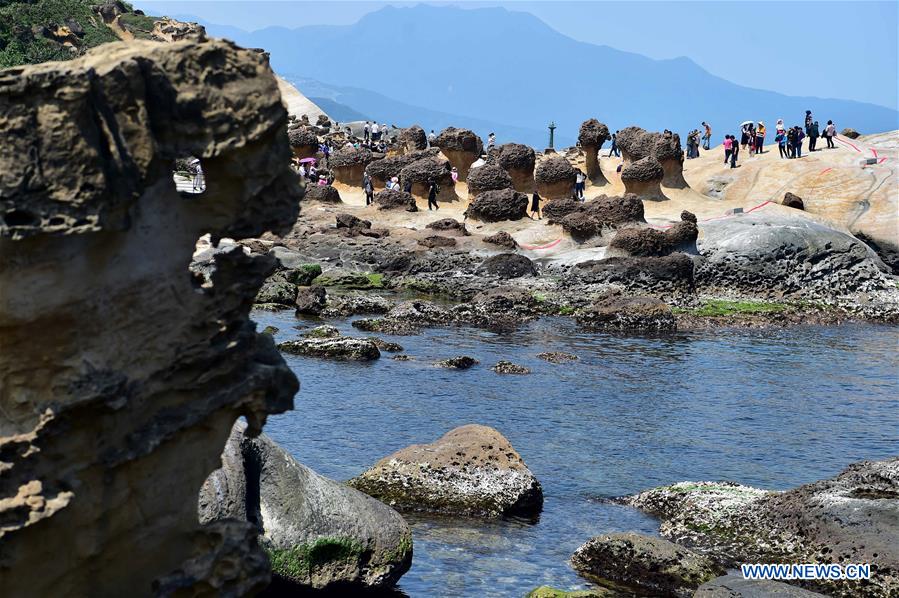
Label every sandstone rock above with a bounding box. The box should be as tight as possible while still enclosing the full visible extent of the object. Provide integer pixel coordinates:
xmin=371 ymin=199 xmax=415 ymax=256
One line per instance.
xmin=304 ymin=184 xmax=341 ymax=203
xmin=495 ymin=143 xmax=536 ymax=192
xmin=199 ymin=422 xmax=412 ymax=590
xmin=278 ymin=337 xmax=381 ymax=360
xmin=544 ymin=197 xmax=583 ymax=224
xmin=435 ymin=355 xmax=480 ymax=369
xmin=288 ymin=127 xmax=319 ymax=159
xmin=625 ymin=457 xmax=899 ymax=598
xmin=426 ymin=217 xmax=470 ymax=235
xmin=840 ymin=128 xmax=860 ymax=139
xmin=537 ymin=352 xmax=579 ymax=363
xmin=609 ymin=213 xmax=698 ymax=257
xmin=492 ymin=360 xmax=531 ymax=374
xmin=295 ymin=285 xmax=327 ymax=315
xmin=366 ymin=148 xmax=439 ymax=186
xmin=618 ymin=126 xmax=686 ymax=188
xmin=151 ymin=17 xmax=207 ymax=43
xmin=578 ymin=118 xmax=611 ymax=182
xmin=330 ymin=146 xmax=373 ymax=186
xmin=374 ymin=188 xmax=417 ymax=212
xmin=571 ymin=532 xmax=722 ymax=598
xmin=622 ymin=156 xmax=666 ymax=201
xmin=535 ymin=155 xmax=577 ymax=199
xmin=0 ymin=39 xmax=300 ymax=595
xmin=478 ymin=253 xmax=538 ymax=279
xmin=398 ymin=125 xmax=428 ymax=153
xmin=616 ymin=126 xmax=657 ymax=163
xmin=434 ymin=127 xmax=483 ymax=180
xmin=467 ymin=163 xmax=513 ymax=196
xmin=398 ymin=156 xmax=457 ymax=202
xmin=418 ymin=235 xmax=457 ymax=248
xmin=484 ymin=230 xmax=518 ymax=249
xmin=466 ymin=188 xmax=529 ymax=222
xmin=576 ymin=254 xmax=696 ymax=293
xmin=695 ymin=574 xmax=829 ymax=597
xmin=577 ymin=296 xmax=676 ymax=332
xmin=558 ymin=194 xmax=646 ymax=240
xmin=349 ymin=425 xmax=544 ymax=518
xmin=782 ymin=192 xmax=805 ymax=210
xmin=654 ymin=130 xmax=687 ymax=188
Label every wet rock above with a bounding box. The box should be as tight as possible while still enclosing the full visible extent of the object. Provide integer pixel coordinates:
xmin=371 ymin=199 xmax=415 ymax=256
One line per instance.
xmin=368 ymin=338 xmax=404 ymax=352
xmin=302 ymin=324 xmax=340 ymax=338
xmin=535 ymin=155 xmax=577 ymax=199
xmin=558 ymin=194 xmax=646 ymax=240
xmin=374 ymin=188 xmax=418 ymax=211
xmin=492 ymin=360 xmax=530 ymax=374
xmin=577 ymin=296 xmax=676 ymax=332
xmin=434 ymin=127 xmax=483 ymax=180
xmin=352 ymin=300 xmax=453 ymax=335
xmin=435 ymin=355 xmax=479 ymax=369
xmin=484 ymin=230 xmax=518 ymax=249
xmin=609 ymin=213 xmax=698 ymax=257
xmin=625 ymin=457 xmax=899 ymax=598
xmin=426 ymin=217 xmax=470 ymax=235
xmin=0 ymin=39 xmax=300 ymax=595
xmin=392 ymin=354 xmax=413 ymax=361
xmin=840 ymin=128 xmax=860 ymax=139
xmin=495 ymin=143 xmax=536 ymax=192
xmin=295 ymin=285 xmax=327 ymax=315
xmin=578 ymin=119 xmax=611 ymax=182
xmin=478 ymin=253 xmax=538 ymax=279
xmin=349 ymin=425 xmax=544 ymax=518
xmin=622 ymin=156 xmax=665 ymax=201
xmin=278 ymin=337 xmax=381 ymax=360
xmin=330 ymin=146 xmax=373 ymax=186
xmin=304 ymin=184 xmax=341 ymax=203
xmin=451 ymin=288 xmax=543 ymax=330
xmin=537 ymin=352 xmax=579 ymax=363
xmin=467 ymin=163 xmax=513 ymax=196
xmin=289 ymin=127 xmax=319 ymax=159
xmin=256 ymin=279 xmax=298 ymax=306
xmin=782 ymin=192 xmax=805 ymax=210
xmin=418 ymin=235 xmax=457 ymax=248
xmin=696 ymin=574 xmax=829 ymax=597
xmin=261 ymin=326 xmax=279 ymax=336
xmin=466 ymin=188 xmax=529 ymax=222
xmin=199 ymin=422 xmax=412 ymax=591
xmin=526 ymin=586 xmax=612 ymax=597
xmin=576 ymin=254 xmax=695 ymax=293
xmin=571 ymin=532 xmax=722 ymax=598
xmin=321 ymin=293 xmax=391 ymax=317
xmin=398 ymin=125 xmax=428 ymax=153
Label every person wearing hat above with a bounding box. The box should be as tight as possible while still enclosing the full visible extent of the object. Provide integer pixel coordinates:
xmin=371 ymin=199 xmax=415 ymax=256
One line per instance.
xmin=804 ymin=110 xmax=813 ymax=136
xmin=755 ymin=121 xmax=766 ymax=154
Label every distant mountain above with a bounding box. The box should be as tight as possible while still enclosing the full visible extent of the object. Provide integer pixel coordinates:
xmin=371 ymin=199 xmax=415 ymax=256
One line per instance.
xmin=307 ymin=96 xmax=371 ymax=123
xmin=203 ymin=5 xmax=898 ymax=147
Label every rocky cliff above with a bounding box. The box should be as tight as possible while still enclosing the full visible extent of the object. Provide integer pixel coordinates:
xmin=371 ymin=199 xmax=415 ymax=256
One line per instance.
xmin=0 ymin=37 xmax=300 ymax=595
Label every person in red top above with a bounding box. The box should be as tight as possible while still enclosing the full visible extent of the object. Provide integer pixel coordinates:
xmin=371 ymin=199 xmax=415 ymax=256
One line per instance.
xmin=723 ymin=135 xmax=733 ymax=165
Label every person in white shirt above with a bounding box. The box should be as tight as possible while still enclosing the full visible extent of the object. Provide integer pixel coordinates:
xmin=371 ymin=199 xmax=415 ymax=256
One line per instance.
xmin=574 ymin=169 xmax=586 ymax=200
xmin=371 ymin=122 xmax=380 ymax=141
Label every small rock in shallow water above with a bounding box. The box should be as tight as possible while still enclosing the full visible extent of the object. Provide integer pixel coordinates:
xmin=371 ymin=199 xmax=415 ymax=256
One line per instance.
xmin=434 ymin=355 xmax=479 ymax=369
xmin=278 ymin=337 xmax=380 ymax=360
xmin=368 ymin=338 xmax=403 ymax=352
xmin=349 ymin=424 xmax=543 ymax=518
xmin=261 ymin=326 xmax=279 ymax=336
xmin=537 ymin=351 xmax=579 ymax=363
xmin=526 ymin=586 xmax=615 ymax=597
xmin=492 ymin=360 xmax=530 ymax=374
xmin=570 ymin=532 xmax=723 ymax=598
xmin=391 ymin=354 xmax=414 ymax=361
xmin=302 ymin=325 xmax=340 ymax=338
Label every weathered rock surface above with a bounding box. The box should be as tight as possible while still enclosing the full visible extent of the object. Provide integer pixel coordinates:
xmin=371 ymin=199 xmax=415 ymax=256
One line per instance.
xmin=495 ymin=143 xmax=536 ymax=192
xmin=571 ymin=532 xmax=722 ymax=598
xmin=484 ymin=230 xmax=518 ymax=249
xmin=654 ymin=130 xmax=687 ymax=188
xmin=617 ymin=126 xmax=686 ymax=188
xmin=398 ymin=125 xmax=428 ymax=153
xmin=374 ymin=188 xmax=418 ymax=211
xmin=366 ymin=148 xmax=439 ymax=186
xmin=288 ymin=126 xmax=319 ymax=158
xmin=434 ymin=127 xmax=483 ymax=180
xmin=295 ymin=285 xmax=327 ymax=315
xmin=578 ymin=118 xmax=611 ymax=182
xmin=695 ymin=574 xmax=829 ymax=597
xmin=526 ymin=586 xmax=613 ymax=597
xmin=609 ymin=212 xmax=698 ymax=257
xmin=278 ymin=337 xmax=381 ymax=360
xmin=320 ymin=293 xmax=391 ymax=318
xmin=466 ymin=188 xmax=529 ymax=222
xmin=330 ymin=146 xmax=373 ymax=185
xmin=199 ymin=422 xmax=412 ymax=590
xmin=622 ymin=156 xmax=666 ymax=200
xmin=492 ymin=360 xmax=531 ymax=374
xmin=435 ymin=355 xmax=480 ymax=369
xmin=558 ymin=194 xmax=646 ymax=240
xmin=349 ymin=425 xmax=544 ymax=518
xmin=576 ymin=254 xmax=696 ymax=293
xmin=625 ymin=457 xmax=899 ymax=597
xmin=467 ymin=163 xmax=513 ymax=196
xmin=426 ymin=217 xmax=470 ymax=235
xmin=840 ymin=128 xmax=860 ymax=139
xmin=577 ymin=296 xmax=677 ymax=332
xmin=304 ymin=184 xmax=341 ymax=203
xmin=478 ymin=253 xmax=538 ymax=279
xmin=782 ymin=192 xmax=805 ymax=210
xmin=537 ymin=352 xmax=579 ymax=363
xmin=418 ymin=235 xmax=457 ymax=248
xmin=0 ymin=39 xmax=300 ymax=595
xmin=536 ymin=155 xmax=577 ymax=199
xmin=695 ymin=212 xmax=891 ymax=296
xmin=399 ymin=155 xmax=457 ymax=203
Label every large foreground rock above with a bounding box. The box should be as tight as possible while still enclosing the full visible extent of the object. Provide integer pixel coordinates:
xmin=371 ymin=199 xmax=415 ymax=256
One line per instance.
xmin=558 ymin=194 xmax=646 ymax=240
xmin=695 ymin=211 xmax=891 ymax=296
xmin=199 ymin=422 xmax=412 ymax=590
xmin=0 ymin=39 xmax=300 ymax=594
xmin=349 ymin=425 xmax=544 ymax=518
xmin=571 ymin=532 xmax=722 ymax=597
xmin=625 ymin=457 xmax=899 ymax=597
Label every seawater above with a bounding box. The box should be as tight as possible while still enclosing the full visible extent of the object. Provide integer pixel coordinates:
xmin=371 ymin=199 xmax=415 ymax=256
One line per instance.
xmin=253 ymin=309 xmax=899 ymax=597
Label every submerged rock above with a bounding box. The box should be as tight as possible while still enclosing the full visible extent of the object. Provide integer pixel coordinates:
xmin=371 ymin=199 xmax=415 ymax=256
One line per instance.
xmin=526 ymin=587 xmax=612 ymax=598
xmin=435 ymin=355 xmax=479 ymax=369
xmin=571 ymin=532 xmax=723 ymax=598
xmin=349 ymin=424 xmax=544 ymax=518
xmin=278 ymin=337 xmax=381 ymax=360
xmin=491 ymin=360 xmax=531 ymax=374
xmin=199 ymin=422 xmax=412 ymax=591
xmin=537 ymin=352 xmax=579 ymax=363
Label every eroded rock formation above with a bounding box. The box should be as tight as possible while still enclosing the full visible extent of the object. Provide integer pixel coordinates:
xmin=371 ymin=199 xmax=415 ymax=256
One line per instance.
xmin=556 ymin=194 xmax=646 ymax=240
xmin=288 ymin=126 xmax=319 ymax=159
xmin=621 ymin=156 xmax=666 ymax=201
xmin=397 ymin=125 xmax=428 ymax=154
xmin=398 ymin=155 xmax=457 ymax=202
xmin=465 ymin=188 xmax=529 ymax=222
xmin=578 ymin=118 xmax=611 ymax=183
xmin=0 ymin=39 xmax=300 ymax=595
xmin=434 ymin=127 xmax=483 ymax=181
xmin=494 ymin=143 xmax=536 ymax=192
xmin=617 ymin=126 xmax=686 ymax=189
xmin=535 ymin=155 xmax=576 ymax=199
xmin=330 ymin=146 xmax=373 ymax=186
xmin=466 ymin=163 xmax=513 ymax=197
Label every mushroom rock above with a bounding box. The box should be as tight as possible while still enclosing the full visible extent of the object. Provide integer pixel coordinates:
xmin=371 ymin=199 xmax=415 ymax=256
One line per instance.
xmin=543 ymin=197 xmax=583 ymax=224
xmin=535 ymin=155 xmax=577 ymax=200
xmin=466 ymin=163 xmax=513 ymax=197
xmin=578 ymin=119 xmax=611 ymax=183
xmin=434 ymin=127 xmax=483 ymax=181
xmin=621 ymin=156 xmax=666 ymax=201
xmin=303 ymin=184 xmax=342 ymax=203
xmin=494 ymin=143 xmax=536 ymax=192
xmin=365 ymin=148 xmax=439 ymax=188
xmin=0 ymin=39 xmax=300 ymax=595
xmin=330 ymin=146 xmax=373 ymax=186
xmin=396 ymin=125 xmax=428 ymax=154
xmin=374 ymin=189 xmax=418 ymax=212
xmin=465 ymin=188 xmax=529 ymax=222
xmin=288 ymin=126 xmax=319 ymax=159
xmin=616 ymin=126 xmax=657 ymax=165
xmin=398 ymin=156 xmax=458 ymax=203
xmin=654 ymin=131 xmax=687 ymax=188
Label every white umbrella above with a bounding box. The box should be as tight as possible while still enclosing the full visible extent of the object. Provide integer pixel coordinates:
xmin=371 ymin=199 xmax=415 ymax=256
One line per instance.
xmin=740 ymin=120 xmax=754 ymax=127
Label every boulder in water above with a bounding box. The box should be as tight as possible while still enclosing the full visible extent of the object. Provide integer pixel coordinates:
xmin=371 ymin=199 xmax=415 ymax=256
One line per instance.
xmin=492 ymin=360 xmax=530 ymax=374
xmin=434 ymin=355 xmax=479 ymax=369
xmin=278 ymin=337 xmax=381 ymax=360
xmin=577 ymin=296 xmax=676 ymax=332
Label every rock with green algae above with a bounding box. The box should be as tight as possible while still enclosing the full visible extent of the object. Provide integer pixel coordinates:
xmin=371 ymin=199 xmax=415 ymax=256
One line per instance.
xmin=526 ymin=586 xmax=614 ymax=597
xmin=278 ymin=337 xmax=380 ymax=361
xmin=199 ymin=421 xmax=412 ymax=591
xmin=302 ymin=325 xmax=340 ymax=338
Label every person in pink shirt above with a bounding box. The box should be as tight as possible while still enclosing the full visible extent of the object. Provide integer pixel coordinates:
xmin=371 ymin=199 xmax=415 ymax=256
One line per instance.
xmin=723 ymin=135 xmax=734 ymax=165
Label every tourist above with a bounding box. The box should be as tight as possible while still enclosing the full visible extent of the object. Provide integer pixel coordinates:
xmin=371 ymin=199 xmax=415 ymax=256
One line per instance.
xmin=804 ymin=110 xmax=813 ymax=135
xmin=723 ymin=135 xmax=733 ymax=165
xmin=530 ymin=191 xmax=541 ymax=220
xmin=755 ymin=121 xmax=765 ymax=154
xmin=389 ymin=176 xmax=400 ymax=190
xmin=776 ymin=130 xmax=788 ymax=158
xmin=427 ymin=179 xmax=440 ymax=210
xmin=319 ymin=142 xmax=331 ymax=167
xmin=793 ymin=126 xmax=805 ymax=158
xmin=731 ymin=134 xmax=739 ymax=168
xmin=380 ymin=123 xmax=388 ymax=142
xmin=574 ymin=169 xmax=586 ymax=200
xmin=809 ymin=121 xmax=820 ymax=152
xmin=428 ymin=129 xmax=437 ymax=146
xmin=824 ymin=120 xmax=836 ymax=148
xmin=740 ymin=122 xmax=751 ymax=149
xmin=309 ymin=165 xmax=317 ymax=179
xmin=775 ymin=119 xmax=785 ymax=135
xmin=487 ymin=132 xmax=496 ymax=153
xmin=317 ymin=174 xmax=327 ymax=186
xmin=451 ymin=166 xmax=458 ymax=183
xmin=190 ymin=158 xmax=204 ymax=192
xmin=363 ymin=121 xmax=370 ymax=142
xmin=702 ymin=122 xmax=712 ymax=150
xmin=747 ymin=124 xmax=756 ymax=154
xmin=297 ymin=163 xmax=306 ymax=179
xmin=786 ymin=127 xmax=796 ymax=158
xmin=403 ymin=178 xmax=413 ymax=193
xmin=363 ymin=173 xmax=374 ymax=205
xmin=608 ymin=132 xmax=619 ymax=157
xmin=371 ymin=122 xmax=380 ymax=141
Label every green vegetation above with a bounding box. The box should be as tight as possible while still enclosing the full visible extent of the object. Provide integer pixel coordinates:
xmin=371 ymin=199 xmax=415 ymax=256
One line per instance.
xmin=672 ymin=299 xmax=787 ymax=317
xmin=312 ymin=271 xmax=383 ymax=289
xmin=366 ymin=273 xmax=384 ymax=288
xmin=0 ymin=0 xmax=120 ymax=68
xmin=532 ymin=292 xmax=547 ymax=303
xmin=383 ymin=531 xmax=413 ymax=564
xmin=119 ymin=11 xmax=157 ymax=40
xmin=265 ymin=537 xmax=364 ymax=582
xmin=558 ymin=306 xmax=575 ymax=316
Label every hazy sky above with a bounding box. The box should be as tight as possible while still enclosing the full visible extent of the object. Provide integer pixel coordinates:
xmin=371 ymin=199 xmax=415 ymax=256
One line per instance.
xmin=137 ymin=1 xmax=899 ymax=109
